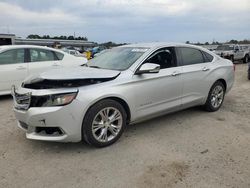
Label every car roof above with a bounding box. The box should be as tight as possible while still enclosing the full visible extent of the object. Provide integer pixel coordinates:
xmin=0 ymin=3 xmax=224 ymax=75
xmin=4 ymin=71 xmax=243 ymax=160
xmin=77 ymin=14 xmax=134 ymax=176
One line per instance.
xmin=0 ymin=45 xmax=51 ymax=49
xmin=121 ymin=42 xmax=211 ymax=52
xmin=122 ymin=42 xmax=201 ymax=49
xmin=0 ymin=45 xmax=66 ymax=54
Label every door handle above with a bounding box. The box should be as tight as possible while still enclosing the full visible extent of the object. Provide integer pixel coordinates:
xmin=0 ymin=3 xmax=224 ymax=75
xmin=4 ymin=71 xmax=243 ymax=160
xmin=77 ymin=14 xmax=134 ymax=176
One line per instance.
xmin=202 ymin=67 xmax=210 ymax=71
xmin=172 ymin=71 xmax=181 ymax=76
xmin=16 ymin=66 xmax=26 ymax=70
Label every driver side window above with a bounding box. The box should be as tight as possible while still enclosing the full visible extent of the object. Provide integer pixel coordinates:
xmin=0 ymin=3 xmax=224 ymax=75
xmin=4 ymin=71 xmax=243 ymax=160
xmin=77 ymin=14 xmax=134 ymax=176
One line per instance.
xmin=145 ymin=47 xmax=177 ymax=69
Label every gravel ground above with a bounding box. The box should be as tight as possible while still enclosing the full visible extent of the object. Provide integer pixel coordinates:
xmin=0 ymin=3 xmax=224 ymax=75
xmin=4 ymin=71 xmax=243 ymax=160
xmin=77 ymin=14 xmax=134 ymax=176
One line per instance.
xmin=0 ymin=63 xmax=249 ymax=188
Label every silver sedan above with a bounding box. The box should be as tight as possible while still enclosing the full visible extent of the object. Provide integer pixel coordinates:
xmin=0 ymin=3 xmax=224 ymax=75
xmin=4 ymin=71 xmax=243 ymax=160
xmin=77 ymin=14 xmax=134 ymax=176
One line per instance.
xmin=12 ymin=43 xmax=234 ymax=147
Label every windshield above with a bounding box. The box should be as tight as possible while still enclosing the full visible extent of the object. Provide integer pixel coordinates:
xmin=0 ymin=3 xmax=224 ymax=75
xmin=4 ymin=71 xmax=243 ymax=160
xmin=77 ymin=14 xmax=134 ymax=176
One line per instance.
xmin=216 ymin=45 xmax=234 ymax=51
xmin=87 ymin=47 xmax=149 ymax=71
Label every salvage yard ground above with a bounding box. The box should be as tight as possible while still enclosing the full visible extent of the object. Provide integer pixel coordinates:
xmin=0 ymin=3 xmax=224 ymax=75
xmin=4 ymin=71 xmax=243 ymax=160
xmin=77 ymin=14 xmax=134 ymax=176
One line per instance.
xmin=0 ymin=63 xmax=249 ymax=188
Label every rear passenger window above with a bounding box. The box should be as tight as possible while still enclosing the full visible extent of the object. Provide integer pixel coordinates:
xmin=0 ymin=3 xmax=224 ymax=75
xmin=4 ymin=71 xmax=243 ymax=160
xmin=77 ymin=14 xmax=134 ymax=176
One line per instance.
xmin=29 ymin=49 xmax=56 ymax=62
xmin=179 ymin=47 xmax=204 ymax=66
xmin=0 ymin=49 xmax=25 ymax=65
xmin=55 ymin=52 xmax=64 ymax=60
xmin=202 ymin=51 xmax=214 ymax=62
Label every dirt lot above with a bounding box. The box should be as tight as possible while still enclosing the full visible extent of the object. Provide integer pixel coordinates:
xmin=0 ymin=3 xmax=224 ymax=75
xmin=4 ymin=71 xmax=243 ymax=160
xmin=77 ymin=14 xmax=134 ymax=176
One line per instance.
xmin=0 ymin=63 xmax=249 ymax=188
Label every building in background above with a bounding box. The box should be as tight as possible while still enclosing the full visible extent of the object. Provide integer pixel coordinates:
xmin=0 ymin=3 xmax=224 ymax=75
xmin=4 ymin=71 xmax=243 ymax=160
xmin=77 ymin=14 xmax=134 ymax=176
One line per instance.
xmin=0 ymin=34 xmax=96 ymax=51
xmin=0 ymin=34 xmax=15 ymax=45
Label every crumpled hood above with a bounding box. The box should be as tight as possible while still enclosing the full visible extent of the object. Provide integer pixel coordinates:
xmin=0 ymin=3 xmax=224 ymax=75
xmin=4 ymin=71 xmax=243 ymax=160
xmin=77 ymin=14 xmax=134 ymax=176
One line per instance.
xmin=24 ymin=67 xmax=120 ymax=84
xmin=40 ymin=67 xmax=120 ymax=80
xmin=22 ymin=67 xmax=121 ymax=89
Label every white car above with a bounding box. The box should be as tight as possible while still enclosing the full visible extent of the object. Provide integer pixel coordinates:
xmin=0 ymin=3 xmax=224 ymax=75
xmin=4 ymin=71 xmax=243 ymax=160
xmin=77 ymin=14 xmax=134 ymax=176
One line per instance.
xmin=0 ymin=45 xmax=87 ymax=95
xmin=12 ymin=43 xmax=234 ymax=147
xmin=62 ymin=49 xmax=87 ymax=58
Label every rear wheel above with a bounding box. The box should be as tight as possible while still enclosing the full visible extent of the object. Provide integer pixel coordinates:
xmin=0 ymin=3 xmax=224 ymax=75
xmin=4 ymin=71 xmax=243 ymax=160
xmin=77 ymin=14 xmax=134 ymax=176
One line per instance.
xmin=82 ymin=99 xmax=127 ymax=147
xmin=204 ymin=81 xmax=225 ymax=112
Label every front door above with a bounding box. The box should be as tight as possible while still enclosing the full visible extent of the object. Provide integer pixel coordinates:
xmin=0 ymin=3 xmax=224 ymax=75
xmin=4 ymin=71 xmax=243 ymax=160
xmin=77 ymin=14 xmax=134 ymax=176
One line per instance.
xmin=132 ymin=47 xmax=182 ymax=120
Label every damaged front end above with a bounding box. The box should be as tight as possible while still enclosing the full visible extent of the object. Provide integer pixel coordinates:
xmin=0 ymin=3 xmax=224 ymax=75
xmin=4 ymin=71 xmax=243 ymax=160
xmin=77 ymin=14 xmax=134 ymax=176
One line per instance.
xmin=12 ymin=85 xmax=78 ymax=109
xmin=22 ymin=77 xmax=117 ymax=89
xmin=22 ymin=66 xmax=121 ymax=89
xmin=17 ymin=74 xmax=119 ymax=109
xmin=14 ymin=67 xmax=121 ymax=110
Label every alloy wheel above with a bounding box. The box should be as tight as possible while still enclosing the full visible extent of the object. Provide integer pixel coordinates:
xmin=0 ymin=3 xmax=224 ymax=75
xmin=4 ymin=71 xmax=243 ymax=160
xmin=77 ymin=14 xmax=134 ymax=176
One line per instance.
xmin=91 ymin=107 xmax=123 ymax=143
xmin=210 ymin=85 xmax=224 ymax=109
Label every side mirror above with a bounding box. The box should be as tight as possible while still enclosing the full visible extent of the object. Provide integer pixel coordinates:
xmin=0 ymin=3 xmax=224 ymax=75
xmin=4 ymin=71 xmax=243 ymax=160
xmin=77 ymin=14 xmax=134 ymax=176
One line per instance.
xmin=136 ymin=63 xmax=160 ymax=74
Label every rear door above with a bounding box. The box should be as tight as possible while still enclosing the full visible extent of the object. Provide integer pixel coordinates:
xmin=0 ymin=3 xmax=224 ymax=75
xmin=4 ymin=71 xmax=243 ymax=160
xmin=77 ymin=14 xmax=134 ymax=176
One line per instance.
xmin=176 ymin=47 xmax=213 ymax=108
xmin=27 ymin=48 xmax=62 ymax=76
xmin=0 ymin=48 xmax=28 ymax=94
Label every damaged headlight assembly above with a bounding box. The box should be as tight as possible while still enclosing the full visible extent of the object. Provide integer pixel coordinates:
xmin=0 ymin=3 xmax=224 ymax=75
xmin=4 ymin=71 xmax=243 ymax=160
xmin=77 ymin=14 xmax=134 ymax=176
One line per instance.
xmin=33 ymin=92 xmax=78 ymax=107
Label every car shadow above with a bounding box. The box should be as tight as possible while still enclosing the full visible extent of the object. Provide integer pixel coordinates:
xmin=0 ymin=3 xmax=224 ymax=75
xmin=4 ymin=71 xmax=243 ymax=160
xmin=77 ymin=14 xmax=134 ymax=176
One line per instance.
xmin=0 ymin=94 xmax=12 ymax=101
xmin=24 ymin=106 xmax=204 ymax=153
xmin=125 ymin=106 xmax=204 ymax=133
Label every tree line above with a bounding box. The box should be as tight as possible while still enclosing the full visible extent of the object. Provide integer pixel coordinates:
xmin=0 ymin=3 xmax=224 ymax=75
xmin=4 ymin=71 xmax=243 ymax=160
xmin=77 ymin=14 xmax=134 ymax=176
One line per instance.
xmin=186 ymin=39 xmax=250 ymax=45
xmin=27 ymin=34 xmax=88 ymax=41
xmin=26 ymin=34 xmax=249 ymax=45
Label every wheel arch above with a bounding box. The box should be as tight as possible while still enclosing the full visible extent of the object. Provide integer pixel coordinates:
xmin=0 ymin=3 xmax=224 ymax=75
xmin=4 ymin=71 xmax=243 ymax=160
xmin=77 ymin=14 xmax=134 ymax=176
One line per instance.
xmin=84 ymin=96 xmax=131 ymax=124
xmin=107 ymin=97 xmax=131 ymax=124
xmin=216 ymin=78 xmax=227 ymax=91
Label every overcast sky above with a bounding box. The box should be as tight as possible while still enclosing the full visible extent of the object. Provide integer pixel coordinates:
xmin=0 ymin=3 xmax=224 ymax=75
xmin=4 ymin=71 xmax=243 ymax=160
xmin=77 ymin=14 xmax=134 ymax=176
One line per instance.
xmin=0 ymin=0 xmax=249 ymax=43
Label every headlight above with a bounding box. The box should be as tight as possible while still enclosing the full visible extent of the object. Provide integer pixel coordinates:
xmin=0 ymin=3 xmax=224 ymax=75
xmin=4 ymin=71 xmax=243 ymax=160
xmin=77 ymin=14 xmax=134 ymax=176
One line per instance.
xmin=39 ymin=92 xmax=78 ymax=107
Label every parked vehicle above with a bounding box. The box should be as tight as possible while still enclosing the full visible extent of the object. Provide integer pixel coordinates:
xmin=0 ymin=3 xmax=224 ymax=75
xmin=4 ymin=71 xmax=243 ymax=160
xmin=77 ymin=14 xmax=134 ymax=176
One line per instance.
xmin=62 ymin=49 xmax=87 ymax=59
xmin=12 ymin=43 xmax=234 ymax=147
xmin=91 ymin=46 xmax=107 ymax=58
xmin=214 ymin=44 xmax=249 ymax=63
xmin=0 ymin=45 xmax=87 ymax=95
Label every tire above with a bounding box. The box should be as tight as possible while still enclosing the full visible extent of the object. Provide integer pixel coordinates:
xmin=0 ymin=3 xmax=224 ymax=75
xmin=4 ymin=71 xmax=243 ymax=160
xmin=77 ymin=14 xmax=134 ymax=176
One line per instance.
xmin=243 ymin=54 xmax=249 ymax=63
xmin=204 ymin=81 xmax=226 ymax=112
xmin=82 ymin=99 xmax=127 ymax=147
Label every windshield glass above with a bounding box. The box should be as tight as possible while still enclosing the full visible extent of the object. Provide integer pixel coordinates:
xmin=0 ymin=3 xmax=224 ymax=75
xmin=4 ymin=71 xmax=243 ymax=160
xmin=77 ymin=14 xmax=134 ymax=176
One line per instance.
xmin=87 ymin=47 xmax=149 ymax=71
xmin=216 ymin=45 xmax=234 ymax=51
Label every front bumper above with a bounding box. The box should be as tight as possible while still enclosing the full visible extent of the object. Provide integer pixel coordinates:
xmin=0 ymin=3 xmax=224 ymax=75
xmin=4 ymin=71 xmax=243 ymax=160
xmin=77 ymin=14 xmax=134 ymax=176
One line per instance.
xmin=14 ymin=99 xmax=85 ymax=142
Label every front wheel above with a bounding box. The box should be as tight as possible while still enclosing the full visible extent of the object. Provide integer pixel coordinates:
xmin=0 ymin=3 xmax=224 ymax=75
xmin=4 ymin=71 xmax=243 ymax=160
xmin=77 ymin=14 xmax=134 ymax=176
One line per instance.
xmin=204 ymin=81 xmax=225 ymax=112
xmin=82 ymin=99 xmax=127 ymax=147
